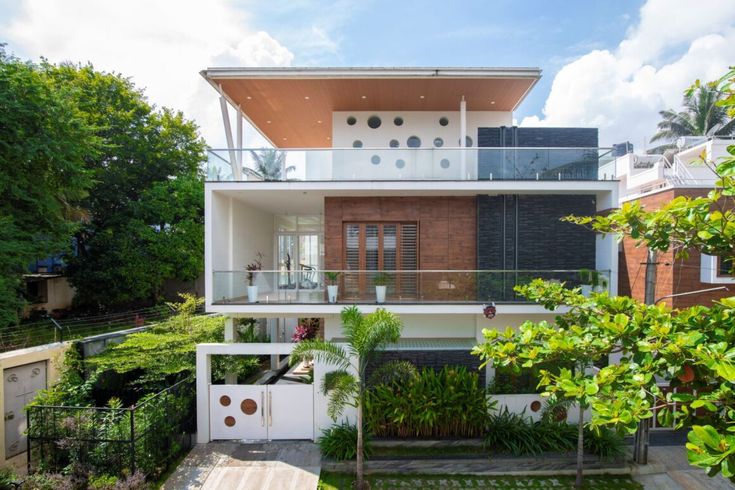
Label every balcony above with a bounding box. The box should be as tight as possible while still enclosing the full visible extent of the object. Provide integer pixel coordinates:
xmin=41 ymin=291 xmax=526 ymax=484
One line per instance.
xmin=211 ymin=270 xmax=610 ymax=305
xmin=207 ymin=148 xmax=616 ymax=182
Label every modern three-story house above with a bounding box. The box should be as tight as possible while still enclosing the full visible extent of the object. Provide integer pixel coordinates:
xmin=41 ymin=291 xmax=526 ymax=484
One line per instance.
xmin=196 ymin=67 xmax=619 ymax=442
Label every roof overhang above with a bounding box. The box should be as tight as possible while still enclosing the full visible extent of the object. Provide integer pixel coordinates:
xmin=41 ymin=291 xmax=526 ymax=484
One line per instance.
xmin=201 ymin=67 xmax=541 ymax=148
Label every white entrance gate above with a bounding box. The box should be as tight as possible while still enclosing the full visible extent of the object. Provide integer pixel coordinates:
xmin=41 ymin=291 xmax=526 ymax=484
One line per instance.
xmin=209 ymin=383 xmax=313 ymax=441
xmin=4 ymin=361 xmax=47 ymax=458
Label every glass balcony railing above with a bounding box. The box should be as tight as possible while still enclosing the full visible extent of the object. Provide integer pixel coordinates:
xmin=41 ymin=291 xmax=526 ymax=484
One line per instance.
xmin=211 ymin=270 xmax=611 ymax=305
xmin=206 ymin=147 xmax=616 ymax=182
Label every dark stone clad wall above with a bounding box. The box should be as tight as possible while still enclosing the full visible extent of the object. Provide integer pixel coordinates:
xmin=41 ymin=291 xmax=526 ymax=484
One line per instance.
xmin=368 ymin=350 xmax=485 ymax=385
xmin=476 ymin=194 xmax=597 ymax=300
xmin=476 ymin=126 xmax=599 ymax=180
xmin=477 ymin=127 xmax=598 ymax=148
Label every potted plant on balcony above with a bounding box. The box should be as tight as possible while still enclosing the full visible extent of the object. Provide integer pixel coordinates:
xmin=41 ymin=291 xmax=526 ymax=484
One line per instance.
xmin=373 ymin=272 xmax=390 ymax=304
xmin=246 ymin=253 xmax=263 ymax=303
xmin=325 ymin=271 xmax=340 ymax=304
xmin=578 ymin=269 xmax=607 ymax=297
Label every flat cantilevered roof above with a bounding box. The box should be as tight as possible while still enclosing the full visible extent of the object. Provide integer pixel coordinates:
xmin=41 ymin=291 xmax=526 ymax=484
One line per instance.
xmin=201 ymin=66 xmax=541 ymax=148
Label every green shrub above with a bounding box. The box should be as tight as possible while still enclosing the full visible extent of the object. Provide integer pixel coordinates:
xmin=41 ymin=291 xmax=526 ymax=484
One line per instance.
xmin=485 ymin=407 xmax=544 ymax=455
xmin=318 ymin=422 xmax=372 ymax=461
xmin=365 ymin=365 xmax=494 ymax=438
xmin=485 ymin=407 xmax=625 ymax=458
xmin=368 ymin=360 xmax=418 ymax=387
xmin=584 ymin=426 xmax=626 ymax=459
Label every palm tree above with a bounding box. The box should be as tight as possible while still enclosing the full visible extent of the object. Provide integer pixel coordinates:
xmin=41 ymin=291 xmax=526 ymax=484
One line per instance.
xmin=249 ymin=149 xmax=295 ymax=181
xmin=290 ymin=306 xmax=402 ymax=490
xmin=650 ymin=84 xmax=735 ymax=152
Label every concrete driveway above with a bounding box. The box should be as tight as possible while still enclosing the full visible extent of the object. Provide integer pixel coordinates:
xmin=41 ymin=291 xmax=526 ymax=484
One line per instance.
xmin=162 ymin=441 xmax=321 ymax=490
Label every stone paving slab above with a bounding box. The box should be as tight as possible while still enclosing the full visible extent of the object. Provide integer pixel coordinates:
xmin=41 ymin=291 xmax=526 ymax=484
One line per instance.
xmin=162 ymin=441 xmax=320 ymax=490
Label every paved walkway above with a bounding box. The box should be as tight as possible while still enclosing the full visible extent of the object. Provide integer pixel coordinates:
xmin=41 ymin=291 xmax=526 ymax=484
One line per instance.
xmin=162 ymin=441 xmax=321 ymax=490
xmin=634 ymin=446 xmax=735 ymax=489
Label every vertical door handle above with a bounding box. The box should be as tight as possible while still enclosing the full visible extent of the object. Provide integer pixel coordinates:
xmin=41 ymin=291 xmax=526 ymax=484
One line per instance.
xmin=261 ymin=391 xmax=265 ymax=427
xmin=268 ymin=391 xmax=273 ymax=426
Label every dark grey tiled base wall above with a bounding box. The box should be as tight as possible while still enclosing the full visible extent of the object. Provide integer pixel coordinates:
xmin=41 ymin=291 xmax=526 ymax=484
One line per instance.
xmin=368 ymin=350 xmax=485 ymax=386
xmin=476 ymin=194 xmax=597 ymax=301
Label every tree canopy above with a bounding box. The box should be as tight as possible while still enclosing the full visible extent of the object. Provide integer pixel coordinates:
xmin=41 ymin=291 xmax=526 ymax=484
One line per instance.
xmin=650 ymin=79 xmax=735 ymax=152
xmin=475 ymin=68 xmax=735 ymax=484
xmin=0 ymin=47 xmax=99 ymax=327
xmin=43 ymin=62 xmax=207 ymax=309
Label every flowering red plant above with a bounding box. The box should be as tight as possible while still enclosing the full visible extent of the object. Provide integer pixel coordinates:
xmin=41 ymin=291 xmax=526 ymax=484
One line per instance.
xmin=292 ymin=323 xmax=319 ymax=342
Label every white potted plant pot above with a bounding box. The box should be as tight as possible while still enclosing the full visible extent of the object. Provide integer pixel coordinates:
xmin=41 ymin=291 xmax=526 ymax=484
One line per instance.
xmin=327 ymin=285 xmax=339 ymax=303
xmin=375 ymin=285 xmax=387 ymax=304
xmin=247 ymin=285 xmax=259 ymax=303
xmin=580 ymin=285 xmax=593 ymax=297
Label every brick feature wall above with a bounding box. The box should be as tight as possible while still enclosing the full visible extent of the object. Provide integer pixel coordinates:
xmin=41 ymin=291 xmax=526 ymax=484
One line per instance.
xmin=324 ymin=196 xmax=476 ymax=301
xmin=476 ymin=194 xmax=597 ymax=300
xmin=620 ymin=188 xmax=733 ymax=309
xmin=368 ymin=350 xmax=485 ymax=386
xmin=476 ymin=126 xmax=599 ymax=180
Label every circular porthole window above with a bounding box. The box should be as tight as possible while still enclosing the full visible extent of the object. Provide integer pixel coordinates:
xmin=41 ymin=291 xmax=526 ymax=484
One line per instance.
xmin=394 ymin=116 xmax=404 ymax=126
xmin=347 ymin=116 xmax=357 ymax=126
xmin=407 ymin=136 xmax=421 ymax=148
xmin=353 ymin=140 xmax=363 ymax=148
xmin=367 ymin=116 xmax=382 ymax=129
xmin=439 ymin=117 xmax=449 ymax=126
xmin=433 ymin=137 xmax=444 ymax=148
xmin=371 ymin=155 xmax=381 ymax=165
xmin=440 ymin=158 xmax=450 ymax=169
xmin=395 ymin=158 xmax=405 ymax=169
xmin=458 ymin=136 xmax=473 ymax=147
xmin=389 ymin=139 xmax=400 ymax=148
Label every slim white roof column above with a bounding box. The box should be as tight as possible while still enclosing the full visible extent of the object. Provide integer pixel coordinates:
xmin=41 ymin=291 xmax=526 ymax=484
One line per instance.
xmin=218 ymin=84 xmax=242 ymax=180
xmin=460 ymin=95 xmax=467 ymax=179
xmin=236 ymin=106 xmax=243 ymax=170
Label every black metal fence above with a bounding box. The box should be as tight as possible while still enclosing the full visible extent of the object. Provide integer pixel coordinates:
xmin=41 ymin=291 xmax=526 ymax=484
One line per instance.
xmin=27 ymin=377 xmax=195 ymax=479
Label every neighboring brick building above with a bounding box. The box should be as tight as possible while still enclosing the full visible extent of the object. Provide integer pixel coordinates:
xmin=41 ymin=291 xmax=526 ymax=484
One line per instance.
xmin=612 ymin=138 xmax=734 ymax=308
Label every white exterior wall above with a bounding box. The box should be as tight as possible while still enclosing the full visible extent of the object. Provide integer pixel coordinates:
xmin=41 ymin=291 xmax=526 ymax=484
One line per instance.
xmin=332 ymin=111 xmax=511 ymax=148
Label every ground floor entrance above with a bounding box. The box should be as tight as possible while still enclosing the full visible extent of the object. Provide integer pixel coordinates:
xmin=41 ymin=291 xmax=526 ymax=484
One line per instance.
xmin=209 ymin=384 xmax=314 ymax=440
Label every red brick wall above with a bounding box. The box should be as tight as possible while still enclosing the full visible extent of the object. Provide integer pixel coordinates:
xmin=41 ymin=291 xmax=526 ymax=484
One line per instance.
xmin=325 ymin=197 xmax=477 ymax=300
xmin=620 ymin=188 xmax=731 ymax=308
xmin=324 ymin=196 xmax=476 ymax=271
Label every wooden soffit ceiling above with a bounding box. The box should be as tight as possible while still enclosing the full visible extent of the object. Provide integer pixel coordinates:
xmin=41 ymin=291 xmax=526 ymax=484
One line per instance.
xmin=203 ymin=67 xmax=541 ymax=148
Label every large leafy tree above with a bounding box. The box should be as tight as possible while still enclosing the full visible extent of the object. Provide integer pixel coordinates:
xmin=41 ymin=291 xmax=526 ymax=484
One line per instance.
xmin=43 ymin=63 xmax=207 ymax=308
xmin=0 ymin=48 xmax=99 ymax=327
xmin=650 ymin=81 xmax=735 ymax=152
xmin=478 ymin=68 xmax=735 ymax=484
xmin=291 ymin=306 xmax=402 ymax=490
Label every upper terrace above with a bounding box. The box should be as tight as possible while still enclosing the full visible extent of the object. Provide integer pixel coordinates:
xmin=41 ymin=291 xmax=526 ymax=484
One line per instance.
xmin=203 ymin=66 xmax=617 ymax=183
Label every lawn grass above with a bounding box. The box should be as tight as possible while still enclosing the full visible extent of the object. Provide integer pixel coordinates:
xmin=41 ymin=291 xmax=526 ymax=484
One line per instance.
xmin=318 ymin=471 xmax=643 ymax=489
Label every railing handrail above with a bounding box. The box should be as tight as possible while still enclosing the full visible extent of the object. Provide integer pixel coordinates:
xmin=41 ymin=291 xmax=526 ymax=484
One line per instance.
xmin=214 ymin=268 xmax=611 ymax=273
xmin=209 ymin=146 xmax=615 ymax=152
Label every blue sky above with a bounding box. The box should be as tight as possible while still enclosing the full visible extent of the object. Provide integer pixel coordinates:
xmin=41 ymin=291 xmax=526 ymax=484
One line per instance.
xmin=239 ymin=0 xmax=644 ymax=123
xmin=1 ymin=0 xmax=733 ymax=148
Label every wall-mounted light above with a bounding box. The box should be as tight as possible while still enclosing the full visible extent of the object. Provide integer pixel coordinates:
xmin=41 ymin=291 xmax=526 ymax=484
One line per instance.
xmin=361 ymin=95 xmax=367 ymax=99
xmin=419 ymin=95 xmax=425 ymax=99
xmin=246 ymin=96 xmax=252 ymax=100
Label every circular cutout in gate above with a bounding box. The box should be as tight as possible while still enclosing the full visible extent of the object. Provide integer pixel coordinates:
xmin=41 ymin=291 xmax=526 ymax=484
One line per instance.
xmin=219 ymin=395 xmax=231 ymax=407
xmin=224 ymin=416 xmax=236 ymax=427
xmin=241 ymin=398 xmax=258 ymax=415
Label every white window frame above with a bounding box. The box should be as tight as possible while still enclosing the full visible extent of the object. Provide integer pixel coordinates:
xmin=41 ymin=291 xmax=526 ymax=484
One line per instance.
xmin=700 ymin=254 xmax=735 ymax=284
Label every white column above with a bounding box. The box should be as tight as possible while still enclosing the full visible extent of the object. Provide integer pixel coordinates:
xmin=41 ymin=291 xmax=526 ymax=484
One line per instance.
xmin=460 ymin=96 xmax=467 ymax=179
xmin=236 ymin=106 xmax=243 ymax=169
xmin=195 ymin=347 xmax=212 ymax=443
xmin=219 ymin=86 xmax=241 ymax=180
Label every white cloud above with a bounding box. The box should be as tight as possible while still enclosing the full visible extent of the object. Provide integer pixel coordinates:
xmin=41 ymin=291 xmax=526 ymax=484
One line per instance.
xmin=521 ymin=0 xmax=735 ymax=150
xmin=1 ymin=0 xmax=294 ymax=147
